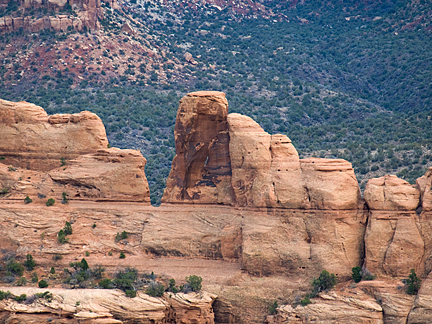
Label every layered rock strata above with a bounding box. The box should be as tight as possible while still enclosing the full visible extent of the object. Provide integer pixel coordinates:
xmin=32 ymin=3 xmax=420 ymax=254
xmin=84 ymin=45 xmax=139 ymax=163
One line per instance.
xmin=0 ymin=99 xmax=109 ymax=172
xmin=0 ymin=287 xmax=216 ymax=324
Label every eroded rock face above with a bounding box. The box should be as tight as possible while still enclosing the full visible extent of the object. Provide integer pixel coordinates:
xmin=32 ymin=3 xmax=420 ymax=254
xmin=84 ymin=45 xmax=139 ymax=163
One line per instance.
xmin=416 ymin=167 xmax=432 ymax=211
xmin=0 ymin=287 xmax=215 ymax=324
xmin=163 ymin=96 xmax=361 ymax=210
xmin=0 ymin=99 xmax=109 ymax=172
xmin=228 ymin=113 xmax=361 ymax=209
xmin=364 ymin=211 xmax=424 ymax=278
xmin=267 ymin=291 xmax=383 ymax=324
xmin=0 ymin=149 xmax=150 ymax=203
xmin=407 ymin=270 xmax=432 ymax=323
xmin=162 ymin=91 xmax=233 ymax=205
xmin=364 ymin=175 xmax=420 ymax=211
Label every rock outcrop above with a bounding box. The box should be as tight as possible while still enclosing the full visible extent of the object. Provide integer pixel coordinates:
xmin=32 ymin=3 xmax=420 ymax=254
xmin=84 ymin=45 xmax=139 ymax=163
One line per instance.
xmin=163 ymin=93 xmax=361 ymax=210
xmin=364 ymin=175 xmax=420 ymax=211
xmin=0 ymin=99 xmax=108 ymax=172
xmin=0 ymin=287 xmax=216 ymax=324
xmin=0 ymin=150 xmax=150 ymax=203
xmin=162 ymin=91 xmax=233 ymax=205
xmin=363 ymin=175 xmax=424 ymax=278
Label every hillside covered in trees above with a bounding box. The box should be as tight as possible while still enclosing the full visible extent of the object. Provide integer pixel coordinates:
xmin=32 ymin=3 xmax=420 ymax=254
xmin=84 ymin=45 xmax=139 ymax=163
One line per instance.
xmin=0 ymin=0 xmax=431 ymax=205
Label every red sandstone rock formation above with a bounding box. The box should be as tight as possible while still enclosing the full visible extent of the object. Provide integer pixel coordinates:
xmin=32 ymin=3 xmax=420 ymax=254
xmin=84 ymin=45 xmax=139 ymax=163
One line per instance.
xmin=162 ymin=91 xmax=233 ymax=205
xmin=0 ymin=99 xmax=108 ymax=172
xmin=163 ymin=93 xmax=361 ymax=210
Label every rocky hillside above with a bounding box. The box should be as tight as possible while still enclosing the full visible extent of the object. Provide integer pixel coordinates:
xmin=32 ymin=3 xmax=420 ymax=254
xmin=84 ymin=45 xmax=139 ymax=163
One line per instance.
xmin=0 ymin=0 xmax=431 ymax=205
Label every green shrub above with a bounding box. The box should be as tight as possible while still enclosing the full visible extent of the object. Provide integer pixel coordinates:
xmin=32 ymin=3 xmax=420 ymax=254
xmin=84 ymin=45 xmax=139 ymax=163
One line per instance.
xmin=63 ymin=221 xmax=72 ymax=235
xmin=168 ymin=278 xmax=178 ymax=293
xmin=57 ymin=229 xmax=68 ymax=244
xmin=15 ymin=294 xmax=27 ymax=303
xmin=186 ymin=275 xmax=202 ymax=292
xmin=38 ymin=280 xmax=48 ymax=288
xmin=99 ymin=278 xmax=113 ymax=289
xmin=116 ymin=231 xmax=128 ymax=241
xmin=311 ymin=270 xmax=337 ymax=297
xmin=24 ymin=196 xmax=33 ymax=204
xmin=16 ymin=276 xmax=27 ymax=286
xmin=50 ymin=267 xmax=55 ymax=274
xmin=24 ymin=254 xmax=36 ymax=271
xmin=300 ymin=297 xmax=311 ymax=306
xmin=145 ymin=282 xmax=165 ymax=297
xmin=119 ymin=252 xmax=126 ymax=259
xmin=31 ymin=272 xmax=38 ymax=283
xmin=60 ymin=157 xmax=66 ymax=166
xmin=0 ymin=290 xmax=11 ymax=300
xmin=406 ymin=269 xmax=421 ymax=295
xmin=6 ymin=259 xmax=24 ymax=276
xmin=62 ymin=192 xmax=68 ymax=204
xmin=268 ymin=301 xmax=278 ymax=315
xmin=35 ymin=291 xmax=53 ymax=302
xmin=125 ymin=289 xmax=137 ymax=298
xmin=352 ymin=266 xmax=362 ymax=283
xmin=46 ymin=198 xmax=55 ymax=206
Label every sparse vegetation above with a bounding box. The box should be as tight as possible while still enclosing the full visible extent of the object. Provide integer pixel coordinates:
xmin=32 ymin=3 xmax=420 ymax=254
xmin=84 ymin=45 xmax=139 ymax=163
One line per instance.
xmin=116 ymin=231 xmax=128 ymax=242
xmin=310 ymin=270 xmax=337 ymax=298
xmin=38 ymin=280 xmax=48 ymax=288
xmin=119 ymin=252 xmax=125 ymax=259
xmin=406 ymin=269 xmax=422 ymax=295
xmin=268 ymin=301 xmax=278 ymax=315
xmin=24 ymin=254 xmax=35 ymax=271
xmin=6 ymin=259 xmax=24 ymax=277
xmin=24 ymin=196 xmax=33 ymax=204
xmin=186 ymin=275 xmax=202 ymax=292
xmin=46 ymin=198 xmax=55 ymax=206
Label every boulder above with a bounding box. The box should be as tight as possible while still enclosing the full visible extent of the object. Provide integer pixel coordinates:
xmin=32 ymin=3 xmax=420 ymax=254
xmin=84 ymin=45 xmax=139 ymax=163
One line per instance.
xmin=364 ymin=175 xmax=420 ymax=211
xmin=0 ymin=99 xmax=109 ymax=172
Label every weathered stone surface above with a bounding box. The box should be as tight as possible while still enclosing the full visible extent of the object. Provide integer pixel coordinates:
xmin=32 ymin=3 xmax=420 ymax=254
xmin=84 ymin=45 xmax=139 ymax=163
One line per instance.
xmin=241 ymin=209 xmax=367 ymax=279
xmin=228 ymin=113 xmax=361 ymax=209
xmin=416 ymin=168 xmax=432 ymax=211
xmin=267 ymin=291 xmax=383 ymax=323
xmin=49 ymin=148 xmax=150 ymax=202
xmin=407 ymin=270 xmax=432 ymax=323
xmin=364 ymin=175 xmax=420 ymax=211
xmin=364 ymin=211 xmax=424 ymax=278
xmin=0 ymin=99 xmax=109 ymax=172
xmin=0 ymin=287 xmax=215 ymax=324
xmin=162 ymin=91 xmax=233 ymax=205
